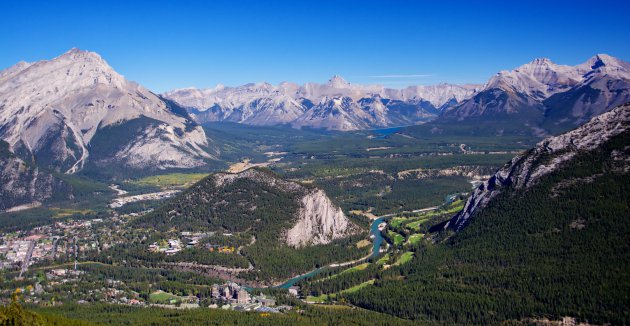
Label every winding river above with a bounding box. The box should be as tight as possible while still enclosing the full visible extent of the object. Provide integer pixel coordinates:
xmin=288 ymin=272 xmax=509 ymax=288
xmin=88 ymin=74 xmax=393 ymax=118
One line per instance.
xmin=276 ymin=216 xmax=387 ymax=289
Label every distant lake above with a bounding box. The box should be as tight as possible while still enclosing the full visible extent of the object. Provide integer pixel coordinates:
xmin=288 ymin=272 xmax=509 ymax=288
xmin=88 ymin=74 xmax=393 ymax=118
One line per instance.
xmin=371 ymin=127 xmax=403 ymax=138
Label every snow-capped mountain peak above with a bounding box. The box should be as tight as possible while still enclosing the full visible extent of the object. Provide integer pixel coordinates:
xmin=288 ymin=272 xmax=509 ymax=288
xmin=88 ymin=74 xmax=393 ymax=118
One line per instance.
xmin=485 ymin=57 xmax=582 ymax=99
xmin=586 ymin=53 xmax=625 ymax=68
xmin=327 ymin=75 xmax=350 ymax=88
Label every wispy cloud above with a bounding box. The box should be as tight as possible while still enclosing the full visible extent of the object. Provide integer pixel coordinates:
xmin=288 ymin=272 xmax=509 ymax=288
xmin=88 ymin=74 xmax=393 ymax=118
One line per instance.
xmin=362 ymin=74 xmax=434 ymax=78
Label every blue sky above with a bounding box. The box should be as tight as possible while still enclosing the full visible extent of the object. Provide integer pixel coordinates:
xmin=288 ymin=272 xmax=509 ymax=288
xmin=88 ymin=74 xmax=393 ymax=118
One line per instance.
xmin=2 ymin=0 xmax=630 ymax=92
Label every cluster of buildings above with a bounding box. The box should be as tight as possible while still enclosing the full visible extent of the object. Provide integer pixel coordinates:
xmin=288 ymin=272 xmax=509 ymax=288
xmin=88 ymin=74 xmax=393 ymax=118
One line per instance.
xmin=148 ymin=232 xmax=237 ymax=255
xmin=211 ymin=282 xmax=252 ymax=304
xmin=0 ymin=217 xmax=110 ymax=274
xmin=148 ymin=239 xmax=182 ymax=255
xmin=181 ymin=231 xmax=214 ymax=247
xmin=209 ymin=282 xmax=286 ymax=313
xmin=0 ymin=240 xmax=34 ymax=270
xmin=46 ymin=268 xmax=84 ymax=280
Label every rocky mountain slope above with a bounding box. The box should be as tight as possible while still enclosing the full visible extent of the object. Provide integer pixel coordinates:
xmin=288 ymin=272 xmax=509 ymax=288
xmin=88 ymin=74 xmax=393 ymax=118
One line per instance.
xmin=0 ymin=48 xmax=216 ymax=173
xmin=164 ymin=77 xmax=479 ymax=130
xmin=441 ymin=54 xmax=630 ymax=135
xmin=139 ymin=168 xmax=359 ymax=247
xmin=0 ymin=140 xmax=73 ymax=211
xmin=167 ymin=54 xmax=629 ymax=133
xmin=444 ymin=102 xmax=630 ymax=231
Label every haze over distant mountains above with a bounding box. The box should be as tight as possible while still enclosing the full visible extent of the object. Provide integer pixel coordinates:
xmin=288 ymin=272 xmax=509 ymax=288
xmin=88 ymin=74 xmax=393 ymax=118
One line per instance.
xmin=164 ymin=77 xmax=480 ymax=131
xmin=0 ymin=48 xmax=629 ymax=178
xmin=166 ymin=54 xmax=630 ymax=133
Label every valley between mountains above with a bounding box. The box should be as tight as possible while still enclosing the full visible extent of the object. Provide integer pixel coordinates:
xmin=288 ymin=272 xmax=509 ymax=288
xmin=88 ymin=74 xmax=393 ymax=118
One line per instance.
xmin=1 ymin=49 xmax=629 ymax=325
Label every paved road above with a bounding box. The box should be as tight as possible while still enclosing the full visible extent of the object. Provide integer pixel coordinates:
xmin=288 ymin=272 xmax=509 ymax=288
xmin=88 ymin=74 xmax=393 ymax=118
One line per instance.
xmin=18 ymin=241 xmax=35 ymax=278
xmin=376 ymin=206 xmax=439 ymax=219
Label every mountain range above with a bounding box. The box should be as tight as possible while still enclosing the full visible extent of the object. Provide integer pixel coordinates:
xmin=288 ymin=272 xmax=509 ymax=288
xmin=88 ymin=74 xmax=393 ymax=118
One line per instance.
xmin=0 ymin=49 xmax=629 ymax=178
xmin=164 ymin=77 xmax=479 ymax=130
xmin=164 ymin=54 xmax=630 ymax=134
xmin=440 ymin=54 xmax=630 ymax=135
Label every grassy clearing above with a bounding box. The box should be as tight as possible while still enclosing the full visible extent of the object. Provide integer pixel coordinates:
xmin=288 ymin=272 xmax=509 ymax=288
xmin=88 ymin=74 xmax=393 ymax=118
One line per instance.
xmin=392 ymin=252 xmax=414 ymax=266
xmin=393 ymin=234 xmax=404 ymax=246
xmin=397 ymin=199 xmax=466 ymax=223
xmin=149 ymin=290 xmax=181 ymax=304
xmin=307 ymin=280 xmax=375 ymax=303
xmin=307 ymin=294 xmax=332 ymax=303
xmin=406 ymin=218 xmax=429 ymax=231
xmin=376 ymin=254 xmax=390 ymax=265
xmin=339 ymin=263 xmax=370 ymax=276
xmin=388 ymin=231 xmax=405 ymax=246
xmin=407 ymin=234 xmax=424 ymax=245
xmin=342 ymin=280 xmax=375 ymax=294
xmin=131 ymin=173 xmax=209 ymax=188
xmin=390 ymin=217 xmax=408 ymax=228
xmin=424 ymin=199 xmax=465 ymax=218
xmin=51 ymin=208 xmax=95 ymax=218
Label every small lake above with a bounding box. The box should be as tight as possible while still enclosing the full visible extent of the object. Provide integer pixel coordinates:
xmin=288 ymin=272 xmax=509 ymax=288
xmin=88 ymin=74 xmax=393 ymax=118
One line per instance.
xmin=371 ymin=127 xmax=402 ymax=138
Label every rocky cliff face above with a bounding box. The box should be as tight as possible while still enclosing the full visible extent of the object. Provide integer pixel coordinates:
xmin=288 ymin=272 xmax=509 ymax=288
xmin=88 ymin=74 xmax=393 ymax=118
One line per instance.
xmin=286 ymin=189 xmax=357 ymax=247
xmin=0 ymin=141 xmax=72 ymax=211
xmin=0 ymin=48 xmax=216 ymax=173
xmin=445 ymin=103 xmax=630 ymax=231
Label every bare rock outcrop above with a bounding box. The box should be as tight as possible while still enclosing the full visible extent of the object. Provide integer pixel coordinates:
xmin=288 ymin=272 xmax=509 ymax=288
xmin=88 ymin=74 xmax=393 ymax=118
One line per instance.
xmin=286 ymin=189 xmax=358 ymax=247
xmin=445 ymin=103 xmax=630 ymax=231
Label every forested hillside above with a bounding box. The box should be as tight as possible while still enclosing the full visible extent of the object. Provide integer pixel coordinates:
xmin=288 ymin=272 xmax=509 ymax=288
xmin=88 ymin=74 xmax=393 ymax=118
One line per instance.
xmin=111 ymin=168 xmax=368 ymax=283
xmin=343 ymin=120 xmax=630 ymax=324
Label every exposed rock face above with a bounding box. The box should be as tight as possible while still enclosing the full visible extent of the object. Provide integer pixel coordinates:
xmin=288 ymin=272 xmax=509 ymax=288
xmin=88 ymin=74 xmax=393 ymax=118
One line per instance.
xmin=0 ymin=48 xmax=215 ymax=173
xmin=0 ymin=141 xmax=72 ymax=211
xmin=286 ymin=189 xmax=357 ymax=247
xmin=441 ymin=54 xmax=630 ymax=134
xmin=446 ymin=103 xmax=630 ymax=231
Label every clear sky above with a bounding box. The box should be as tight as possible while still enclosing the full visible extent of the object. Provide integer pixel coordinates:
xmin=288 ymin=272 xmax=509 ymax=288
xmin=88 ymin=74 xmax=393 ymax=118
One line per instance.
xmin=2 ymin=0 xmax=630 ymax=92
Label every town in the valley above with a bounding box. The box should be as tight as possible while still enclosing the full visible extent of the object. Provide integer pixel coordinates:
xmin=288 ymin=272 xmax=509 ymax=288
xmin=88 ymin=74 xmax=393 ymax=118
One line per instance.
xmin=0 ymin=211 xmax=293 ymax=312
